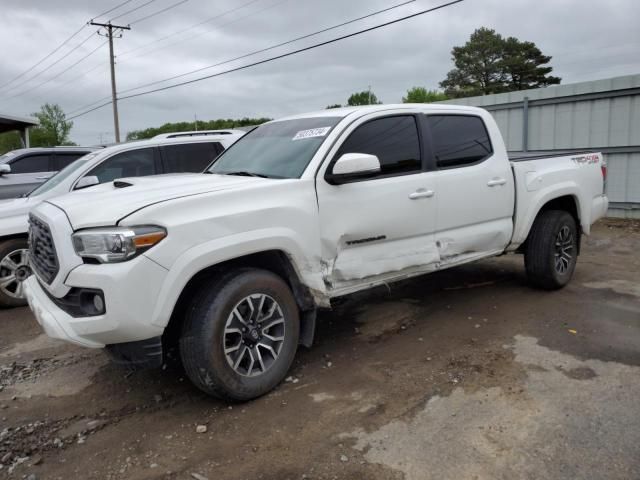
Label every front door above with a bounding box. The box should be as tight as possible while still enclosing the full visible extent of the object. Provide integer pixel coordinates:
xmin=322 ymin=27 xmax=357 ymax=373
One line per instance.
xmin=315 ymin=113 xmax=439 ymax=295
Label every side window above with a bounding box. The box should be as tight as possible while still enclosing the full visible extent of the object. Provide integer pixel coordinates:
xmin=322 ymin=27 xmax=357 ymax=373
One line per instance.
xmin=86 ymin=148 xmax=156 ymax=184
xmin=427 ymin=115 xmax=493 ymax=168
xmin=335 ymin=116 xmax=421 ymax=177
xmin=53 ymin=153 xmax=85 ymax=170
xmin=161 ymin=142 xmax=220 ymax=173
xmin=9 ymin=154 xmax=52 ymax=174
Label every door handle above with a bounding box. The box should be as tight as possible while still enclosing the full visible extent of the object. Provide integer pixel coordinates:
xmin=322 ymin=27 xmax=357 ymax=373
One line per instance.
xmin=408 ymin=189 xmax=435 ymax=200
xmin=35 ymin=176 xmax=50 ymax=180
xmin=487 ymin=178 xmax=507 ymax=187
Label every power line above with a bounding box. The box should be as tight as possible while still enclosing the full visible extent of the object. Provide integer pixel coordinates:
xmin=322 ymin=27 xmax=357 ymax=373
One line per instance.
xmin=0 ymin=29 xmax=97 ymax=95
xmin=0 ymin=25 xmax=87 ymax=91
xmin=93 ymin=0 xmax=137 ymax=20
xmin=4 ymin=40 xmax=108 ymax=100
xmin=110 ymin=0 xmax=159 ymax=22
xmin=65 ymin=0 xmax=278 ymax=115
xmin=119 ymin=0 xmax=290 ymax=63
xmin=68 ymin=101 xmax=114 ymax=120
xmin=129 ymin=0 xmax=189 ymax=25
xmin=69 ymin=0 xmax=465 ymax=119
xmin=118 ymin=0 xmax=418 ymax=96
xmin=65 ymin=0 xmax=392 ymax=114
xmin=0 ymin=0 xmax=140 ymax=92
xmin=117 ymin=0 xmax=263 ymax=58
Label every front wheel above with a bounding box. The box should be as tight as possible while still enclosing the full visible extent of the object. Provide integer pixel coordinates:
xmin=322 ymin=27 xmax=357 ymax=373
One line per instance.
xmin=524 ymin=210 xmax=578 ymax=290
xmin=180 ymin=268 xmax=300 ymax=401
xmin=0 ymin=238 xmax=30 ymax=308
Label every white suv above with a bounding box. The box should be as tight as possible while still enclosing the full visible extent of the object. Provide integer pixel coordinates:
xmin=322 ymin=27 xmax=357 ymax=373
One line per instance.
xmin=0 ymin=132 xmax=243 ymax=307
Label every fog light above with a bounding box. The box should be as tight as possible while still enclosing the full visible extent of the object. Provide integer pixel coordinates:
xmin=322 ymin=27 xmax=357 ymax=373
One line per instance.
xmin=93 ymin=294 xmax=104 ymax=313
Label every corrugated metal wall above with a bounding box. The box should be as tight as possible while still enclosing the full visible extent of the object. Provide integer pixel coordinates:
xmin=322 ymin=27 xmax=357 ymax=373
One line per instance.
xmin=440 ymin=74 xmax=640 ymax=218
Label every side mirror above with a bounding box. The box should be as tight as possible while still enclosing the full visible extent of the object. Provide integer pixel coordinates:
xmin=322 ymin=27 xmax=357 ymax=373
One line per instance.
xmin=326 ymin=153 xmax=381 ymax=185
xmin=0 ymin=164 xmax=11 ymax=175
xmin=75 ymin=176 xmax=99 ymax=190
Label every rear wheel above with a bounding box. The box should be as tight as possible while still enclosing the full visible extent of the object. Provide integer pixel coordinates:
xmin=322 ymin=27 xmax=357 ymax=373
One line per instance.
xmin=179 ymin=268 xmax=300 ymax=401
xmin=0 ymin=238 xmax=29 ymax=308
xmin=524 ymin=210 xmax=578 ymax=290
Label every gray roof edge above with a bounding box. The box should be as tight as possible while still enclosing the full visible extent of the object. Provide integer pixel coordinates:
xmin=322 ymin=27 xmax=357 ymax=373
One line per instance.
xmin=436 ymin=73 xmax=640 ymax=106
xmin=0 ymin=112 xmax=39 ymax=126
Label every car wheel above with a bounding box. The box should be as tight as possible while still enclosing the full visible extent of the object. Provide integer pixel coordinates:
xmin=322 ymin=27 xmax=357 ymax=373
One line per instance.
xmin=525 ymin=210 xmax=578 ymax=290
xmin=0 ymin=238 xmax=30 ymax=308
xmin=180 ymin=268 xmax=300 ymax=401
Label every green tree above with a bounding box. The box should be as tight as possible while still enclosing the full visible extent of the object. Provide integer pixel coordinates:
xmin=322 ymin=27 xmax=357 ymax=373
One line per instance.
xmin=0 ymin=132 xmax=22 ymax=155
xmin=325 ymin=104 xmax=343 ymax=109
xmin=502 ymin=37 xmax=560 ymax=91
xmin=440 ymin=27 xmax=560 ymax=98
xmin=30 ymin=103 xmax=74 ymax=146
xmin=402 ymin=87 xmax=448 ymax=103
xmin=347 ymin=90 xmax=382 ymax=106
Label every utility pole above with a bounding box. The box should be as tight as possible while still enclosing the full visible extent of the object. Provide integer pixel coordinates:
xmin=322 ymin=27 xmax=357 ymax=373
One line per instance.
xmin=90 ymin=21 xmax=130 ymax=143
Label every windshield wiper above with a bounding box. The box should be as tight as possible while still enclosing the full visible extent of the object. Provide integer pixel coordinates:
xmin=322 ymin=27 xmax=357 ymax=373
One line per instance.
xmin=218 ymin=171 xmax=271 ymax=178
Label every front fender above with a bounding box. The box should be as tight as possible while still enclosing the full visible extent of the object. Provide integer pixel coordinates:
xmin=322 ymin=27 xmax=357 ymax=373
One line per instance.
xmin=147 ymin=228 xmax=326 ymax=328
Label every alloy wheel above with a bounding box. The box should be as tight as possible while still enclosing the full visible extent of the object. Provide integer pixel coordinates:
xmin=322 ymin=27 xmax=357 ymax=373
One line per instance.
xmin=0 ymin=249 xmax=29 ymax=299
xmin=554 ymin=225 xmax=574 ymax=274
xmin=223 ymin=293 xmax=286 ymax=377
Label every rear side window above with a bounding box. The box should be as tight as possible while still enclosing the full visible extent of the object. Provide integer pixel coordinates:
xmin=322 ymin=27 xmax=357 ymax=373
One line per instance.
xmin=427 ymin=115 xmax=493 ymax=168
xmin=87 ymin=148 xmax=156 ymax=184
xmin=161 ymin=142 xmax=221 ymax=173
xmin=54 ymin=153 xmax=86 ymax=170
xmin=9 ymin=154 xmax=51 ymax=174
xmin=335 ymin=115 xmax=421 ymax=177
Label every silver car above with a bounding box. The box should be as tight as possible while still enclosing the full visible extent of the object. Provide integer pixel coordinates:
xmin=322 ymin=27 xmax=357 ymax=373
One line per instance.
xmin=0 ymin=146 xmax=97 ymax=200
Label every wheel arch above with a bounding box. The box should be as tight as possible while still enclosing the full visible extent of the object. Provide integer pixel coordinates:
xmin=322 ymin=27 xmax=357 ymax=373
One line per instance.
xmin=0 ymin=232 xmax=28 ymax=243
xmin=518 ymin=194 xmax=582 ymax=254
xmin=162 ymin=249 xmax=319 ymax=351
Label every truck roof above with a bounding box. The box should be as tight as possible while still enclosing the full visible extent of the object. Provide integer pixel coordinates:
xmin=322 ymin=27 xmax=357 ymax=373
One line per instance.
xmin=276 ymin=103 xmax=483 ymax=122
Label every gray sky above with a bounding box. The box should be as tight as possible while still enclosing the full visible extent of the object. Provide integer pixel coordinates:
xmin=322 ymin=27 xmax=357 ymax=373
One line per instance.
xmin=1 ymin=0 xmax=638 ymax=145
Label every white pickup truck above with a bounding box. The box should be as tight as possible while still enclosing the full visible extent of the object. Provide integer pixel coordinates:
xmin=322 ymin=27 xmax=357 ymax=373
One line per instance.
xmin=24 ymin=104 xmax=608 ymax=401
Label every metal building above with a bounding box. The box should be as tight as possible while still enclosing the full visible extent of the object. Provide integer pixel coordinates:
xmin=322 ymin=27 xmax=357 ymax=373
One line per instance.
xmin=0 ymin=112 xmax=39 ymax=148
xmin=439 ymin=74 xmax=640 ymax=218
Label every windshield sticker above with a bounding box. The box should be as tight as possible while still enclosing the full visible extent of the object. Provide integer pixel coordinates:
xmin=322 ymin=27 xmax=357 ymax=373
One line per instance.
xmin=292 ymin=127 xmax=332 ymax=141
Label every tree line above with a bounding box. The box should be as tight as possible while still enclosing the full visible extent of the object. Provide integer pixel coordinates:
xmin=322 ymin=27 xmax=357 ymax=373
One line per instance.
xmin=0 ymin=27 xmax=560 ymax=153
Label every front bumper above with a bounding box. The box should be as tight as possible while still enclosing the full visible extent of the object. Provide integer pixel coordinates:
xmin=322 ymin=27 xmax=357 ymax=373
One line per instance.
xmin=24 ymin=255 xmax=168 ymax=348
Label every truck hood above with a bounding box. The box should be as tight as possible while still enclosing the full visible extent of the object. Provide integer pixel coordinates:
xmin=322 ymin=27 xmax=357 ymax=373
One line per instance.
xmin=46 ymin=173 xmax=265 ymax=229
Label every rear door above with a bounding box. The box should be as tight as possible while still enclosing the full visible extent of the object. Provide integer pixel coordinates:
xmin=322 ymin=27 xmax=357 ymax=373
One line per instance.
xmin=425 ymin=114 xmax=514 ymax=264
xmin=0 ymin=153 xmax=55 ymax=199
xmin=159 ymin=142 xmax=222 ymax=173
xmin=316 ymin=113 xmax=439 ymax=293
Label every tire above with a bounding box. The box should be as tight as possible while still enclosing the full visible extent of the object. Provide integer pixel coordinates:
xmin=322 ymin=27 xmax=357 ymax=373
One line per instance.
xmin=179 ymin=268 xmax=300 ymax=401
xmin=524 ymin=210 xmax=578 ymax=290
xmin=0 ymin=238 xmax=29 ymax=308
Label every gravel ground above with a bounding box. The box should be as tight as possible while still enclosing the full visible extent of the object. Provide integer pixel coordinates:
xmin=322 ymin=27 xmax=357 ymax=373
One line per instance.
xmin=0 ymin=218 xmax=639 ymax=480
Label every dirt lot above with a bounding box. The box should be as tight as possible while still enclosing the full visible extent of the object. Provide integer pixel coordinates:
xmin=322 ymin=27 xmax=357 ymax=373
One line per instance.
xmin=1 ymin=219 xmax=639 ymax=480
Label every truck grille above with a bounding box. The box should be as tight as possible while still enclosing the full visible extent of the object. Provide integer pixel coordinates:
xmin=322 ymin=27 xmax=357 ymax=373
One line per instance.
xmin=28 ymin=214 xmax=59 ymax=284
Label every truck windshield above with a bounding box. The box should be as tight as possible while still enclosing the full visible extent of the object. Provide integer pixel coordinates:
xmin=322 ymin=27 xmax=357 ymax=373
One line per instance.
xmin=28 ymin=153 xmax=97 ymax=197
xmin=208 ymin=117 xmax=342 ymax=179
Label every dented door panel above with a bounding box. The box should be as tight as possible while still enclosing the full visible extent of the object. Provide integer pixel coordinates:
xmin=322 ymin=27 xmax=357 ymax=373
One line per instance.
xmin=317 ymin=172 xmax=438 ymax=291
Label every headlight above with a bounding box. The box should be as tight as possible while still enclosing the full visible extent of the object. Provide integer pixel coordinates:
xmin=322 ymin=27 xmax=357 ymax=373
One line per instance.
xmin=72 ymin=226 xmax=166 ymax=263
